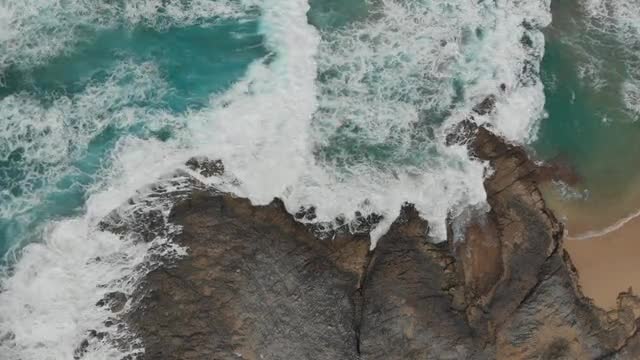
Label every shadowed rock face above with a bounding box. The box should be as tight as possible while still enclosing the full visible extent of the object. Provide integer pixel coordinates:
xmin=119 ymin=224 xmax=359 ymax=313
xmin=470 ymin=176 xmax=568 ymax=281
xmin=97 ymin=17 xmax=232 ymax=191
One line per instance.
xmin=358 ymin=204 xmax=492 ymax=359
xmin=126 ymin=193 xmax=369 ymax=360
xmin=448 ymin=122 xmax=640 ymax=360
xmin=90 ymin=124 xmax=640 ymax=359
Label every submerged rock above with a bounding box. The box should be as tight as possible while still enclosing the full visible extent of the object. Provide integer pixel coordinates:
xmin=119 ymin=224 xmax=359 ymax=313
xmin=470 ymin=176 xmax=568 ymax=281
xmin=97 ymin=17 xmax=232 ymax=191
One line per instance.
xmin=473 ymin=95 xmax=497 ymax=115
xmin=101 ymin=124 xmax=640 ymax=359
xmin=96 ymin=292 xmax=127 ymax=313
xmin=186 ymin=156 xmax=225 ymax=177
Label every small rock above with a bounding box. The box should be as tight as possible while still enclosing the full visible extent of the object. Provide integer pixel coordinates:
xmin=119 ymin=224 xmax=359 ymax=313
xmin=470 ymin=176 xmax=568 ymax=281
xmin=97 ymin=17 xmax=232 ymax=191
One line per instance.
xmin=473 ymin=95 xmax=497 ymax=115
xmin=186 ymin=157 xmax=225 ymax=177
xmin=295 ymin=206 xmax=317 ymax=221
xmin=73 ymin=339 xmax=89 ymax=360
xmin=96 ymin=292 xmax=127 ymax=313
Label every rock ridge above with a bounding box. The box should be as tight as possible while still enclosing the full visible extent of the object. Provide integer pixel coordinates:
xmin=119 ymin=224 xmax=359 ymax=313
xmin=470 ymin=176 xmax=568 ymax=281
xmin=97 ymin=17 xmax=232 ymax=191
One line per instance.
xmin=86 ymin=127 xmax=640 ymax=359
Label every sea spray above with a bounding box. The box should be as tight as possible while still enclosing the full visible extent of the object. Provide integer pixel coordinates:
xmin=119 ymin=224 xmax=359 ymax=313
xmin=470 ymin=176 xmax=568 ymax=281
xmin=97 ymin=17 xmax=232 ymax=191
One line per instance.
xmin=0 ymin=0 xmax=254 ymax=74
xmin=0 ymin=1 xmax=261 ymax=358
xmin=0 ymin=0 xmax=556 ymax=357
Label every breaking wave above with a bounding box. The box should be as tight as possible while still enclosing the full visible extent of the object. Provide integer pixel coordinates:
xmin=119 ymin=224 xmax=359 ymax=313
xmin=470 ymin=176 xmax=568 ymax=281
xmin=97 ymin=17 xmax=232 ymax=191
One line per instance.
xmin=0 ymin=0 xmax=554 ymax=357
xmin=574 ymin=0 xmax=640 ymax=119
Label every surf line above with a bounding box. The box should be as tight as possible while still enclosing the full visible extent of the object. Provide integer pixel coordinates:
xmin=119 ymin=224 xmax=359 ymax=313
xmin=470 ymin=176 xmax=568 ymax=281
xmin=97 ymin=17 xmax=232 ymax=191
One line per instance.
xmin=566 ymin=207 xmax=640 ymax=240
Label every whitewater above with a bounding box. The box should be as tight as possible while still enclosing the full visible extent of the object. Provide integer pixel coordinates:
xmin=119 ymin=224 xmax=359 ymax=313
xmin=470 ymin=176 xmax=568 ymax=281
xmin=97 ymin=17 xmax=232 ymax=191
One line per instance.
xmin=0 ymin=0 xmax=581 ymax=357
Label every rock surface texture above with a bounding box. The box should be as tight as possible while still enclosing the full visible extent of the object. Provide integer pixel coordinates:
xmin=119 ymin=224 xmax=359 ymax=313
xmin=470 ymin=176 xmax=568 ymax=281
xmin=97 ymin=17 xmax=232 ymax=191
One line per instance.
xmin=92 ymin=125 xmax=640 ymax=359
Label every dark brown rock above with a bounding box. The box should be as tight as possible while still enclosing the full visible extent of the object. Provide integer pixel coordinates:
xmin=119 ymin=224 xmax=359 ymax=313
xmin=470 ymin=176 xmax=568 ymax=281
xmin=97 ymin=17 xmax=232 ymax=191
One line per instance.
xmin=448 ymin=121 xmax=640 ymax=359
xmin=467 ymin=122 xmax=562 ymax=332
xmin=125 ymin=192 xmax=369 ymax=360
xmin=74 ymin=339 xmax=89 ymax=360
xmin=96 ymin=291 xmax=127 ymax=313
xmin=358 ymin=204 xmax=492 ymax=359
xmin=450 ymin=209 xmax=503 ymax=304
xmin=74 ymin=330 xmax=112 ymax=360
xmin=473 ymin=95 xmax=497 ymax=115
xmin=105 ymin=121 xmax=640 ymax=359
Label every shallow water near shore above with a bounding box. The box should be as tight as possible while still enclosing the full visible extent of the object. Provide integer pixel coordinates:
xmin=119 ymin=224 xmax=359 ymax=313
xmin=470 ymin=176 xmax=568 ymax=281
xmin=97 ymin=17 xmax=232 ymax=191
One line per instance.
xmin=534 ymin=0 xmax=640 ymax=309
xmin=535 ymin=0 xmax=640 ymax=230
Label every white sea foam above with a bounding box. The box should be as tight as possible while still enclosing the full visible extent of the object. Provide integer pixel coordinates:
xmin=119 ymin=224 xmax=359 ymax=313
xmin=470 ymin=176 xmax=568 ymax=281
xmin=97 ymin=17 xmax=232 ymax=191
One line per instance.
xmin=578 ymin=0 xmax=640 ymax=119
xmin=451 ymin=0 xmax=551 ymax=142
xmin=0 ymin=136 xmax=191 ymax=359
xmin=0 ymin=7 xmax=200 ymax=357
xmin=185 ymin=0 xmax=321 ymax=208
xmin=623 ymin=80 xmax=640 ymax=119
xmin=226 ymin=0 xmax=549 ymax=240
xmin=567 ymin=207 xmax=640 ymax=240
xmin=315 ymin=0 xmax=551 ymax=143
xmin=583 ymin=0 xmax=640 ymax=37
xmin=0 ymin=0 xmax=253 ymax=74
xmin=0 ymin=0 xmax=555 ymax=357
xmin=0 ymin=0 xmax=553 ymax=245
xmin=0 ymin=1 xmax=312 ymax=357
xmin=2 ymin=0 xmax=552 ymax=242
xmin=179 ymin=0 xmax=487 ymax=241
xmin=0 ymin=61 xmax=177 ymax=255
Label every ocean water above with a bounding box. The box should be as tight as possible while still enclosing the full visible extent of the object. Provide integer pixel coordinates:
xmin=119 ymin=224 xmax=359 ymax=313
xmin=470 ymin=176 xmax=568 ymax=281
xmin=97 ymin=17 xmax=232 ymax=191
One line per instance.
xmin=0 ymin=0 xmax=636 ymax=358
xmin=534 ymin=0 xmax=640 ymax=227
xmin=0 ymin=19 xmax=266 ymax=257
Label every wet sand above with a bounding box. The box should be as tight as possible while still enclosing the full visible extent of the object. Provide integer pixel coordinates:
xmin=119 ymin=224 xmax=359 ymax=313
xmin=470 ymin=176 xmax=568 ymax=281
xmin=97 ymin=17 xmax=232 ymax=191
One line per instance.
xmin=564 ymin=216 xmax=640 ymax=310
xmin=544 ymin=185 xmax=640 ymax=310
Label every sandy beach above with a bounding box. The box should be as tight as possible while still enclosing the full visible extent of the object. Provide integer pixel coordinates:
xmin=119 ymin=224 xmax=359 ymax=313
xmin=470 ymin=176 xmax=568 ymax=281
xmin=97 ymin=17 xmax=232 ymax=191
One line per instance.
xmin=565 ymin=216 xmax=640 ymax=310
xmin=544 ymin=184 xmax=640 ymax=310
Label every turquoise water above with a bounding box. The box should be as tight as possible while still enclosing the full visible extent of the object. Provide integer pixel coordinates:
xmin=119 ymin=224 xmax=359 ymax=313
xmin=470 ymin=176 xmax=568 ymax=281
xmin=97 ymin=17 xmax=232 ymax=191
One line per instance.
xmin=0 ymin=18 xmax=266 ymax=257
xmin=0 ymin=0 xmax=553 ymax=263
xmin=0 ymin=0 xmax=636 ymax=259
xmin=2 ymin=0 xmax=634 ymax=258
xmin=308 ymin=0 xmax=369 ymax=30
xmin=535 ymin=0 xmax=640 ymax=202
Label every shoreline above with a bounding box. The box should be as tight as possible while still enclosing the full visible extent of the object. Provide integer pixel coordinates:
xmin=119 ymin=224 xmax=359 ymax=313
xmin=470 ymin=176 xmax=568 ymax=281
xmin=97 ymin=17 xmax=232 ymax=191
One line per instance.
xmin=566 ymin=207 xmax=640 ymax=240
xmin=543 ymin=184 xmax=640 ymax=310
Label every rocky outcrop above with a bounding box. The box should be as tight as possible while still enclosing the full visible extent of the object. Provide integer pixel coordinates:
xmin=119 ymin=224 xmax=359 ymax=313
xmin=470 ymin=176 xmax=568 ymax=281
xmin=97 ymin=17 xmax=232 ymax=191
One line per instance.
xmin=448 ymin=121 xmax=640 ymax=359
xmin=357 ymin=204 xmax=492 ymax=359
xmin=90 ymin=124 xmax=640 ymax=359
xmin=125 ymin=193 xmax=369 ymax=360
